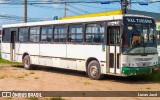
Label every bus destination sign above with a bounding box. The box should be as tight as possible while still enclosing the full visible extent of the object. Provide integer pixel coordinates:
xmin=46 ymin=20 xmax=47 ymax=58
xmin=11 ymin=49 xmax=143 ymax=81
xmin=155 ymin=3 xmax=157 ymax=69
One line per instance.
xmin=124 ymin=17 xmax=154 ymax=25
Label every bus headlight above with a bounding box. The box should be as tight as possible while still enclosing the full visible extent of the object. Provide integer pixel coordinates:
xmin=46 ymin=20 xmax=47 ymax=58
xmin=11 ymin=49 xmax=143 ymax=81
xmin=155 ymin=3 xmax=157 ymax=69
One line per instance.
xmin=122 ymin=63 xmax=128 ymax=67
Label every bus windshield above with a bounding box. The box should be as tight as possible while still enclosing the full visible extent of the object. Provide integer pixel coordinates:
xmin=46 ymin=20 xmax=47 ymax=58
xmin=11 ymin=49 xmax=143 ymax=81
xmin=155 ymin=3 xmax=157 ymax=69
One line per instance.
xmin=122 ymin=24 xmax=157 ymax=55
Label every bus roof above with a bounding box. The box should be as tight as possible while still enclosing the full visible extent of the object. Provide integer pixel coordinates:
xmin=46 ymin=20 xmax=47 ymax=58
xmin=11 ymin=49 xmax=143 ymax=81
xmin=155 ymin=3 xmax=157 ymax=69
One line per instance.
xmin=2 ymin=14 xmax=153 ymax=28
xmin=59 ymin=10 xmax=122 ymax=20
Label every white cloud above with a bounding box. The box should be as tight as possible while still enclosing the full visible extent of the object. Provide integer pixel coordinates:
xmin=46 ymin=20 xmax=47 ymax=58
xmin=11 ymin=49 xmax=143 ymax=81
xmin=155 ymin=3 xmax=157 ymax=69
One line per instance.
xmin=0 ymin=0 xmax=4 ymax=3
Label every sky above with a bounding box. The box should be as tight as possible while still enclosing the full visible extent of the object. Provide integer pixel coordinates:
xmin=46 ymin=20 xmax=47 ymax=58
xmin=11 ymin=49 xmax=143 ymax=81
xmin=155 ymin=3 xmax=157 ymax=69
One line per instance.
xmin=0 ymin=0 xmax=160 ymax=29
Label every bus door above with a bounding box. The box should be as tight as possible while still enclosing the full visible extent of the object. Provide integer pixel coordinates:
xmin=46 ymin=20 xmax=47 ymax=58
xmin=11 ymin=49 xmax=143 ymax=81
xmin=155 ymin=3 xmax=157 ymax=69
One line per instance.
xmin=10 ymin=30 xmax=17 ymax=61
xmin=107 ymin=26 xmax=121 ymax=74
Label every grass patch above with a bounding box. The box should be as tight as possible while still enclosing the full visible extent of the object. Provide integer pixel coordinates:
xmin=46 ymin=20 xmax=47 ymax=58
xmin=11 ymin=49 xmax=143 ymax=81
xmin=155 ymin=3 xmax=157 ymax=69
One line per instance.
xmin=0 ymin=75 xmax=7 ymax=79
xmin=28 ymin=97 xmax=39 ymax=100
xmin=50 ymin=97 xmax=64 ymax=100
xmin=129 ymin=70 xmax=160 ymax=82
xmin=84 ymin=81 xmax=92 ymax=85
xmin=16 ymin=75 xmax=25 ymax=79
xmin=30 ymin=71 xmax=35 ymax=74
xmin=16 ymin=73 xmax=30 ymax=79
xmin=6 ymin=97 xmax=12 ymax=99
xmin=146 ymin=87 xmax=151 ymax=89
xmin=0 ymin=57 xmax=21 ymax=65
xmin=34 ymin=77 xmax=39 ymax=79
xmin=25 ymin=73 xmax=29 ymax=76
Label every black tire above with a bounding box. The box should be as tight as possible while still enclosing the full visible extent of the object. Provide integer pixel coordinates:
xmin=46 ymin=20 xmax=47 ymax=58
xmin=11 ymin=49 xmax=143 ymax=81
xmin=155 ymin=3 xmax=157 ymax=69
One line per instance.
xmin=87 ymin=60 xmax=104 ymax=80
xmin=23 ymin=55 xmax=32 ymax=70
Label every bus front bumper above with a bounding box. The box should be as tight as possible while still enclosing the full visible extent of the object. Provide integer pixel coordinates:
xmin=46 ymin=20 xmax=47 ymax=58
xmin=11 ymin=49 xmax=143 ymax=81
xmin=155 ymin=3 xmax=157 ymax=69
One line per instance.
xmin=122 ymin=65 xmax=159 ymax=76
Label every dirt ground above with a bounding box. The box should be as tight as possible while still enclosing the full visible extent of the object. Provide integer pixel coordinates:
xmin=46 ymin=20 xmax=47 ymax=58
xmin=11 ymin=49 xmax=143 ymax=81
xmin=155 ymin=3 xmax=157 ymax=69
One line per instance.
xmin=0 ymin=64 xmax=160 ymax=100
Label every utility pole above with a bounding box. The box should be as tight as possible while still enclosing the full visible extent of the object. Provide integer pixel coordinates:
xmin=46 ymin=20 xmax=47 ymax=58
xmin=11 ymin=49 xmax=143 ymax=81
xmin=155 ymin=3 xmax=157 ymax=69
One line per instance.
xmin=24 ymin=0 xmax=27 ymax=22
xmin=121 ymin=0 xmax=129 ymax=14
xmin=128 ymin=0 xmax=131 ymax=10
xmin=64 ymin=2 xmax=67 ymax=17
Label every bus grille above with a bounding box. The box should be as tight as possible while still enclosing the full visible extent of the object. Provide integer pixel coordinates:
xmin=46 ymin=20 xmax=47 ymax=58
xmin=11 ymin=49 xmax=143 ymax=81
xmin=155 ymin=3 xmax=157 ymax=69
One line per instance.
xmin=134 ymin=58 xmax=153 ymax=61
xmin=136 ymin=62 xmax=152 ymax=67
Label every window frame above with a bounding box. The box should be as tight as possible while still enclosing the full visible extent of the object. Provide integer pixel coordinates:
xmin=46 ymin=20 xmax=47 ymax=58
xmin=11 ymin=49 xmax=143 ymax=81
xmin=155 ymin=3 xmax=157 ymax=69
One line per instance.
xmin=40 ymin=25 xmax=53 ymax=42
xmin=107 ymin=26 xmax=121 ymax=46
xmin=29 ymin=26 xmax=40 ymax=43
xmin=68 ymin=24 xmax=84 ymax=43
xmin=53 ymin=25 xmax=68 ymax=43
xmin=85 ymin=22 xmax=105 ymax=44
xmin=2 ymin=28 xmax=11 ymax=43
xmin=18 ymin=27 xmax=29 ymax=42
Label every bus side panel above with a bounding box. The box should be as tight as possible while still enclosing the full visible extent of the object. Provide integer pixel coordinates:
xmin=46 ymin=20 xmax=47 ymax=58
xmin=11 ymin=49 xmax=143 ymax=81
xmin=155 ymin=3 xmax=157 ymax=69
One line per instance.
xmin=39 ymin=44 xmax=66 ymax=68
xmin=76 ymin=60 xmax=86 ymax=71
xmin=15 ymin=43 xmax=22 ymax=62
xmin=40 ymin=44 xmax=66 ymax=58
xmin=1 ymin=43 xmax=11 ymax=61
xmin=66 ymin=44 xmax=86 ymax=71
xmin=84 ymin=45 xmax=106 ymax=61
xmin=157 ymin=45 xmax=160 ymax=64
xmin=67 ymin=44 xmax=106 ymax=73
xmin=52 ymin=58 xmax=60 ymax=67
xmin=83 ymin=45 xmax=106 ymax=74
xmin=16 ymin=43 xmax=40 ymax=65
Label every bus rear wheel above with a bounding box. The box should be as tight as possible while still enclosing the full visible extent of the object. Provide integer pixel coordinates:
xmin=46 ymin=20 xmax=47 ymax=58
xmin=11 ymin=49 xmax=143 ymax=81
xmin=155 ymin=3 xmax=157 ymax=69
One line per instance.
xmin=87 ymin=60 xmax=104 ymax=80
xmin=23 ymin=55 xmax=32 ymax=70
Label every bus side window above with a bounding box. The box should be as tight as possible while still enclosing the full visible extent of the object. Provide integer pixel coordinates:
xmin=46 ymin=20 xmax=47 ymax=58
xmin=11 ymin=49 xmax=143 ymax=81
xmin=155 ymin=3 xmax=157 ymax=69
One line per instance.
xmin=30 ymin=27 xmax=40 ymax=42
xmin=54 ymin=25 xmax=67 ymax=42
xmin=85 ymin=23 xmax=104 ymax=43
xmin=2 ymin=28 xmax=11 ymax=43
xmin=107 ymin=27 xmax=120 ymax=45
xmin=107 ymin=27 xmax=115 ymax=45
xmin=69 ymin=24 xmax=83 ymax=42
xmin=19 ymin=28 xmax=28 ymax=42
xmin=116 ymin=28 xmax=120 ymax=44
xmin=41 ymin=26 xmax=53 ymax=42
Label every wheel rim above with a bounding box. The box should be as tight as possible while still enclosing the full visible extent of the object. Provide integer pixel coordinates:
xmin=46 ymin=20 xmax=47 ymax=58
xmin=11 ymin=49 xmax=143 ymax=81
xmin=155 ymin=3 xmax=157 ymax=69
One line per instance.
xmin=90 ymin=65 xmax=99 ymax=77
xmin=24 ymin=58 xmax=30 ymax=68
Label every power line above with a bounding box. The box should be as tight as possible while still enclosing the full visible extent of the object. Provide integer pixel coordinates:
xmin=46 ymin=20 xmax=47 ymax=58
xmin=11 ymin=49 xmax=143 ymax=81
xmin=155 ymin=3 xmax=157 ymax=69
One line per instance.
xmin=0 ymin=0 xmax=159 ymax=5
xmin=0 ymin=1 xmax=120 ymax=5
xmin=30 ymin=4 xmax=64 ymax=9
xmin=0 ymin=0 xmax=160 ymax=23
xmin=0 ymin=13 xmax=52 ymax=22
xmin=67 ymin=9 xmax=82 ymax=15
xmin=76 ymin=3 xmax=119 ymax=10
xmin=67 ymin=4 xmax=89 ymax=14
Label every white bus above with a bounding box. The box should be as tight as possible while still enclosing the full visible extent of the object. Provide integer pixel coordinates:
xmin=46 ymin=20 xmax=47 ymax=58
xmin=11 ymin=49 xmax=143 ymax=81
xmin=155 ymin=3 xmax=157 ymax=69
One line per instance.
xmin=1 ymin=14 xmax=158 ymax=79
xmin=0 ymin=31 xmax=1 ymax=43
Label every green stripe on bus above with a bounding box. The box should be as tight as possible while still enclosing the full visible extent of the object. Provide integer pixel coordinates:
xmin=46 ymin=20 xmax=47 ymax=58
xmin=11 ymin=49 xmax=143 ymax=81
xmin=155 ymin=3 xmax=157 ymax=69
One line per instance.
xmin=122 ymin=66 xmax=155 ymax=76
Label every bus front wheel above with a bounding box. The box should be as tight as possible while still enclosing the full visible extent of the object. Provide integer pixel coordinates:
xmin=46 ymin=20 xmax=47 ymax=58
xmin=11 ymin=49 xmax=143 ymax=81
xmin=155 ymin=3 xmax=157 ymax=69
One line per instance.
xmin=87 ymin=60 xmax=104 ymax=80
xmin=23 ymin=55 xmax=32 ymax=70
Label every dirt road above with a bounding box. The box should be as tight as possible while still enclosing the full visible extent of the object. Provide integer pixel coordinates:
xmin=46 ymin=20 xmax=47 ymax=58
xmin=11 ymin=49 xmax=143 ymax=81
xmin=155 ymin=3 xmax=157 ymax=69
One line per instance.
xmin=0 ymin=64 xmax=160 ymax=100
